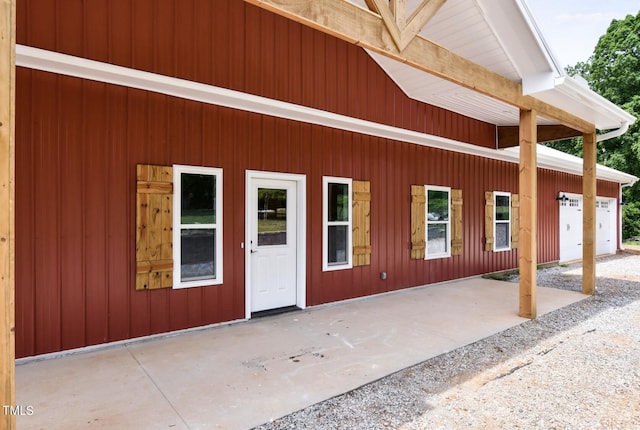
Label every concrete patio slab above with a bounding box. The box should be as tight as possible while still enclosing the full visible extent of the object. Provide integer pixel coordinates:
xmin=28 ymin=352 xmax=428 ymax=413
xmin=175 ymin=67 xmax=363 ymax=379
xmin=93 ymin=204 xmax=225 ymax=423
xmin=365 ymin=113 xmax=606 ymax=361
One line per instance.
xmin=16 ymin=278 xmax=586 ymax=429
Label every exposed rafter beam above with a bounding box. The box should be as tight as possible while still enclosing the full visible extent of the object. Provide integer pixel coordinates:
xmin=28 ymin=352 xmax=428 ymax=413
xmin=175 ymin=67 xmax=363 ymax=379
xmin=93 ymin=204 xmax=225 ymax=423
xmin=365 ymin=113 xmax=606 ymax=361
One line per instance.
xmin=366 ymin=0 xmax=446 ymax=51
xmin=244 ymin=0 xmax=594 ymax=133
xmin=498 ymin=125 xmax=582 ymax=148
xmin=406 ymin=0 xmax=447 ymax=47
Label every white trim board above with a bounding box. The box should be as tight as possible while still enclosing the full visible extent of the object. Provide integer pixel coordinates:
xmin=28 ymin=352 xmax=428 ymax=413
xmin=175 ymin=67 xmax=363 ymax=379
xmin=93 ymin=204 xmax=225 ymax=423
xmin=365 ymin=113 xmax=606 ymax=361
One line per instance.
xmin=16 ymin=45 xmax=637 ymax=186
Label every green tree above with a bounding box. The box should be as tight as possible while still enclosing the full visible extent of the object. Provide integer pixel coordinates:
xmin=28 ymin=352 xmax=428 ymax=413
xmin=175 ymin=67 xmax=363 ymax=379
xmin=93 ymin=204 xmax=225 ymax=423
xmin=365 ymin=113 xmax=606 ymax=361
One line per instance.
xmin=549 ymin=11 xmax=640 ymax=239
xmin=589 ymin=12 xmax=640 ymax=106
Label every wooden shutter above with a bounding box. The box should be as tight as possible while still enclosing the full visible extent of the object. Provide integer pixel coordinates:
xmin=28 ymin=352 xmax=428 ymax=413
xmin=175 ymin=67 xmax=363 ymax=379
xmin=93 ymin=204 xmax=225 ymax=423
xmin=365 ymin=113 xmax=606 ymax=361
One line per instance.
xmin=411 ymin=185 xmax=426 ymax=259
xmin=451 ymin=189 xmax=463 ymax=256
xmin=352 ymin=180 xmax=371 ymax=267
xmin=136 ymin=164 xmax=173 ymax=290
xmin=484 ymin=191 xmax=494 ymax=252
xmin=511 ymin=194 xmax=519 ymax=249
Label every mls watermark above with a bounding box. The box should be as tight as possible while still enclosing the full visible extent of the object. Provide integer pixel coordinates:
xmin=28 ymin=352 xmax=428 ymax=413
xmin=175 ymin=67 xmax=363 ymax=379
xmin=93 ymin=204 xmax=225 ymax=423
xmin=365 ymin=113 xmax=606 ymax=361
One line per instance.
xmin=3 ymin=405 xmax=34 ymax=416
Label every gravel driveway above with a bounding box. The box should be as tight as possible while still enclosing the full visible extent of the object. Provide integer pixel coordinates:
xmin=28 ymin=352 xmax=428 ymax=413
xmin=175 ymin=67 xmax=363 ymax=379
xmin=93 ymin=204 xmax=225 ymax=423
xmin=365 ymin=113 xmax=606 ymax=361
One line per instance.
xmin=257 ymin=252 xmax=640 ymax=430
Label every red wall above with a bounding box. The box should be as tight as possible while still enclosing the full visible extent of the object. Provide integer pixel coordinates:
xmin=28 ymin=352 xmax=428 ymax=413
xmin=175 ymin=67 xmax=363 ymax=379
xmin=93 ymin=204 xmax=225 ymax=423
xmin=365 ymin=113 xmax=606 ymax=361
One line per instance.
xmin=15 ymin=0 xmax=620 ymax=357
xmin=16 ymin=0 xmax=497 ymax=149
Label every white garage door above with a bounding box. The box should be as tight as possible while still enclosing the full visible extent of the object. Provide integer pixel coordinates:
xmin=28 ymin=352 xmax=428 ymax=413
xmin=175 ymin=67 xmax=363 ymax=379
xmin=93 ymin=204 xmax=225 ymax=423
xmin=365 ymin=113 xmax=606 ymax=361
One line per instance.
xmin=559 ymin=194 xmax=616 ymax=263
xmin=596 ymin=200 xmax=615 ymax=256
xmin=559 ymin=195 xmax=583 ymax=263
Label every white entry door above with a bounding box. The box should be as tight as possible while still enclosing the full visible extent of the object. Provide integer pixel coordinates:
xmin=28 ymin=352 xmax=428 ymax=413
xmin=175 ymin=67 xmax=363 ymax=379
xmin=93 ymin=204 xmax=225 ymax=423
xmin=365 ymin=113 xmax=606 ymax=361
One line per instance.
xmin=248 ymin=178 xmax=298 ymax=313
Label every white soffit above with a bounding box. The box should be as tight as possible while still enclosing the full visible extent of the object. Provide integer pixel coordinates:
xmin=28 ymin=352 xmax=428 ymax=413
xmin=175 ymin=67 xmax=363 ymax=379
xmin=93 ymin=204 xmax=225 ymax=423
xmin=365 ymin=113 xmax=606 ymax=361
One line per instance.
xmin=367 ymin=50 xmax=556 ymax=127
xmin=354 ymin=0 xmax=561 ymax=127
xmin=471 ymin=0 xmax=560 ymax=78
xmin=355 ymin=0 xmax=634 ymax=132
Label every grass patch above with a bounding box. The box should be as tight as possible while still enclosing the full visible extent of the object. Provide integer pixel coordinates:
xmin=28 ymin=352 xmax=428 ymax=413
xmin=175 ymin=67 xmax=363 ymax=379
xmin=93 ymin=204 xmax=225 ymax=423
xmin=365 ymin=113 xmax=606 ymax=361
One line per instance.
xmin=624 ymin=241 xmax=640 ymax=246
xmin=182 ymin=209 xmax=215 ymax=224
xmin=483 ymin=261 xmax=561 ymax=282
xmin=258 ymin=219 xmax=286 ymax=233
xmin=482 ymin=269 xmax=519 ymax=281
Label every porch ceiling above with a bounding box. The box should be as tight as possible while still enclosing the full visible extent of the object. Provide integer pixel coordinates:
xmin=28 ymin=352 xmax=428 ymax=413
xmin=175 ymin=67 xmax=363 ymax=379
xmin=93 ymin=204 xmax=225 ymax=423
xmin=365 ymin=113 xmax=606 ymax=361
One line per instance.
xmin=349 ymin=0 xmax=634 ymax=131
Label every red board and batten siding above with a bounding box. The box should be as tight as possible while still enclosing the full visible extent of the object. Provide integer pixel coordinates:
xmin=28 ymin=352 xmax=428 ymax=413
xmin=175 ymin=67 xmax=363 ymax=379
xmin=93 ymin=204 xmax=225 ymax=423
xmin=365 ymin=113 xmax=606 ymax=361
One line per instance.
xmin=15 ymin=1 xmax=619 ymax=357
xmin=17 ymin=0 xmax=495 ymax=149
xmin=14 ymin=71 xmax=620 ymax=357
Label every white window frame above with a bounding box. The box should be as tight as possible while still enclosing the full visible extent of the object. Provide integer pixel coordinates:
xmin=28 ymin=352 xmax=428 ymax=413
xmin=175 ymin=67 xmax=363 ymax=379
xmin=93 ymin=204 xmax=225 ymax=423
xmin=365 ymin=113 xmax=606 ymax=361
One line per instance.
xmin=322 ymin=176 xmax=353 ymax=271
xmin=494 ymin=191 xmax=511 ymax=252
xmin=425 ymin=185 xmax=452 ymax=260
xmin=173 ymin=165 xmax=223 ymax=289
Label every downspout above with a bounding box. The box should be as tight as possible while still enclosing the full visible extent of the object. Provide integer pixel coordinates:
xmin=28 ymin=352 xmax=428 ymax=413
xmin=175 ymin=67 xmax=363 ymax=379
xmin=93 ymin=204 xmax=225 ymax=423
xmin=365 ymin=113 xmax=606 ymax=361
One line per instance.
xmin=620 ymin=180 xmax=638 ymax=250
xmin=596 ymin=121 xmax=629 ymax=142
xmin=596 ymin=121 xmax=631 ymax=251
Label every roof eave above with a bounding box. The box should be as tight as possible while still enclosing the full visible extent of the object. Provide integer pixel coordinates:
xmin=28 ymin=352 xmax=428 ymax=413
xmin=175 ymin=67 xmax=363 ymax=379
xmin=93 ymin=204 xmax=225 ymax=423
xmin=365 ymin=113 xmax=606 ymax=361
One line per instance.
xmin=529 ymin=76 xmax=636 ymax=131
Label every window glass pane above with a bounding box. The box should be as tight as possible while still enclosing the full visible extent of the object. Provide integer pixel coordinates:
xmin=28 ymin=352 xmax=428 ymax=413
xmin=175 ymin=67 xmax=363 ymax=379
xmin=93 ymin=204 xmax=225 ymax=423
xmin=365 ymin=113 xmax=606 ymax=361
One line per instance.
xmin=181 ymin=229 xmax=215 ymax=281
xmin=181 ymin=173 xmax=216 ymax=224
xmin=495 ymin=223 xmax=509 ymax=249
xmin=328 ymin=183 xmax=349 ymax=222
xmin=427 ymin=190 xmax=449 ymax=221
xmin=257 ymin=188 xmax=287 ymax=246
xmin=495 ymin=195 xmax=510 ymax=221
xmin=328 ymin=225 xmax=348 ymax=264
xmin=427 ymin=224 xmax=448 ymax=254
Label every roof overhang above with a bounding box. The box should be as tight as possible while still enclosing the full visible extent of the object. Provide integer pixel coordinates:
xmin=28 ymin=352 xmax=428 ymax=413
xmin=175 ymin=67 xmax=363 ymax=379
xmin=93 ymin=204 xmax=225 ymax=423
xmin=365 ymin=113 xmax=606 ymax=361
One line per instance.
xmin=528 ymin=76 xmax=636 ymax=132
xmin=501 ymin=145 xmax=638 ymax=186
xmin=16 ymin=45 xmax=638 ymax=187
xmin=350 ymin=0 xmax=635 ymax=133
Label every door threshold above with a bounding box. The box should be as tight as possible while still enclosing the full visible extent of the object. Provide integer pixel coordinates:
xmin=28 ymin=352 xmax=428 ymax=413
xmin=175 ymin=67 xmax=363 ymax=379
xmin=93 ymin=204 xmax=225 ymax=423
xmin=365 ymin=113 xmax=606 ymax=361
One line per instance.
xmin=251 ymin=306 xmax=300 ymax=319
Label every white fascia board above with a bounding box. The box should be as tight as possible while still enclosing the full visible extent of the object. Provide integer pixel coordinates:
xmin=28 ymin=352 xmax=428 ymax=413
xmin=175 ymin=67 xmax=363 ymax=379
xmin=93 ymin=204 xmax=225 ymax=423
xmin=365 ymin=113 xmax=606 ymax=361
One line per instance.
xmin=501 ymin=145 xmax=638 ymax=185
xmin=16 ymin=45 xmax=637 ymax=185
xmin=515 ymin=0 xmax=565 ymax=75
xmin=553 ymin=76 xmax=637 ymax=128
xmin=532 ymin=76 xmax=636 ymax=131
xmin=522 ymin=71 xmax=556 ymax=95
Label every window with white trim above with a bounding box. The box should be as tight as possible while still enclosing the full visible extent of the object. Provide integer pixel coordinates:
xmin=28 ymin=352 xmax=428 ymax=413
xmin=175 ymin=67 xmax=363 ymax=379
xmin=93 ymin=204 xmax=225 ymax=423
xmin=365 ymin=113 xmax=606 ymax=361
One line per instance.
xmin=173 ymin=165 xmax=223 ymax=288
xmin=494 ymin=191 xmax=511 ymax=251
xmin=323 ymin=177 xmax=352 ymax=271
xmin=425 ymin=185 xmax=451 ymax=259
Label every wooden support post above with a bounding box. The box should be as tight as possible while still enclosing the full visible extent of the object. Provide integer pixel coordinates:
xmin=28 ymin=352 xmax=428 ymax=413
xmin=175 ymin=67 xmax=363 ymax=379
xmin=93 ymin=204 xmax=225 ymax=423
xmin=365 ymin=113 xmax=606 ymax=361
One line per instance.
xmin=518 ymin=109 xmax=537 ymax=318
xmin=583 ymin=132 xmax=597 ymax=295
xmin=1 ymin=0 xmax=16 ymax=428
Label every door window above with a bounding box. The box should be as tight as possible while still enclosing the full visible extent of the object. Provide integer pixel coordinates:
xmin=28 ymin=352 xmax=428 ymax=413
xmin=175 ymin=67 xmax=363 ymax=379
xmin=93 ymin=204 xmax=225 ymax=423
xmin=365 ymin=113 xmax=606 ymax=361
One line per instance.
xmin=257 ymin=188 xmax=288 ymax=246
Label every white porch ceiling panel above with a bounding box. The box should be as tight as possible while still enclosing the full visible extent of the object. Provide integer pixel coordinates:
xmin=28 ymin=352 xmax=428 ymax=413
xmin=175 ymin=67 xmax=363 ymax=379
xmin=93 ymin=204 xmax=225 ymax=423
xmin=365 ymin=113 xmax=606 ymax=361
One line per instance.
xmin=368 ymin=49 xmax=556 ymax=127
xmin=349 ymin=0 xmax=556 ymax=126
xmin=348 ymin=0 xmax=632 ymax=130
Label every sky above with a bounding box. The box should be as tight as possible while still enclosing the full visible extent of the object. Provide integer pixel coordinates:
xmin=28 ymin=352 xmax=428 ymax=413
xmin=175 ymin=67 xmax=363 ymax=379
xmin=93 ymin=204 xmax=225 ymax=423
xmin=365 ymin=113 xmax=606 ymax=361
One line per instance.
xmin=526 ymin=0 xmax=640 ymax=69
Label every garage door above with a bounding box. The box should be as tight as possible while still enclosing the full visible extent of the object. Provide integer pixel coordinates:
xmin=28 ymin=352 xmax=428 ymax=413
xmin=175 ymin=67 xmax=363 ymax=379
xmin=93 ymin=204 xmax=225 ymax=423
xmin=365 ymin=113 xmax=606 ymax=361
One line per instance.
xmin=559 ymin=194 xmax=616 ymax=263
xmin=559 ymin=195 xmax=583 ymax=262
xmin=596 ymin=200 xmax=615 ymax=256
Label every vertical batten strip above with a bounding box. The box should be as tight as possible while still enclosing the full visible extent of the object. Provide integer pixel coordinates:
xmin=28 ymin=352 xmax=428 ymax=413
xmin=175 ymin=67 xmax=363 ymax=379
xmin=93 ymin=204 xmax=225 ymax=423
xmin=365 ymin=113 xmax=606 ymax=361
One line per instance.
xmin=410 ymin=185 xmax=426 ymax=259
xmin=352 ymin=180 xmax=372 ymax=267
xmin=518 ymin=109 xmax=537 ymax=319
xmin=451 ymin=189 xmax=463 ymax=256
xmin=135 ymin=164 xmax=174 ymax=290
xmin=484 ymin=191 xmax=494 ymax=251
